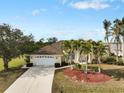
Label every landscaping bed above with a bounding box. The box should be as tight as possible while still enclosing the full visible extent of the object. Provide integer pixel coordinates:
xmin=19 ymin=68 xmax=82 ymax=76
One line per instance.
xmin=0 ymin=68 xmax=27 ymax=93
xmin=63 ymin=68 xmax=111 ymax=83
xmin=52 ymin=64 xmax=124 ymax=93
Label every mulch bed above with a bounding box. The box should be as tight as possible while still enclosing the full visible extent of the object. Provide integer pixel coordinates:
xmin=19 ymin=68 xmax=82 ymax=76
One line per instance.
xmin=63 ymin=68 xmax=111 ymax=83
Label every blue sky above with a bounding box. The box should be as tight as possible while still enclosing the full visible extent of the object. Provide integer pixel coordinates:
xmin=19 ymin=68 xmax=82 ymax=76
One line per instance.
xmin=0 ymin=0 xmax=124 ymax=41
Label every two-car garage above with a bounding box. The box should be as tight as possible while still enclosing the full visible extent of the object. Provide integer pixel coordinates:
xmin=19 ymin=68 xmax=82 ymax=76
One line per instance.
xmin=30 ymin=55 xmax=62 ymax=66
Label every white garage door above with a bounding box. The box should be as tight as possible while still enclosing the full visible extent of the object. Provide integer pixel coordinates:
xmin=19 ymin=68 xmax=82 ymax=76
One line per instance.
xmin=33 ymin=57 xmax=55 ymax=66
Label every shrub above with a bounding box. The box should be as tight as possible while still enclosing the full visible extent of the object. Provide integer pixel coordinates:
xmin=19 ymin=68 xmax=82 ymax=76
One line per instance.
xmin=110 ymin=53 xmax=116 ymax=56
xmin=71 ymin=61 xmax=75 ymax=65
xmin=73 ymin=63 xmax=87 ymax=71
xmin=102 ymin=56 xmax=124 ymax=66
xmin=73 ymin=63 xmax=82 ymax=70
xmin=92 ymin=59 xmax=97 ymax=64
xmin=54 ymin=63 xmax=61 ymax=68
xmin=25 ymin=56 xmax=30 ymax=63
xmin=102 ymin=56 xmax=116 ymax=64
xmin=61 ymin=62 xmax=69 ymax=66
xmin=88 ymin=66 xmax=99 ymax=72
xmin=54 ymin=62 xmax=70 ymax=68
xmin=26 ymin=63 xmax=33 ymax=67
xmin=117 ymin=59 xmax=124 ymax=66
xmin=73 ymin=63 xmax=100 ymax=72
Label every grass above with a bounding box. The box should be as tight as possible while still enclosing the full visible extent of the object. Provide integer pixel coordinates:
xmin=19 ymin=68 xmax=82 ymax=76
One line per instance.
xmin=52 ymin=64 xmax=124 ymax=93
xmin=0 ymin=69 xmax=27 ymax=93
xmin=0 ymin=57 xmax=26 ymax=71
xmin=0 ymin=56 xmax=27 ymax=93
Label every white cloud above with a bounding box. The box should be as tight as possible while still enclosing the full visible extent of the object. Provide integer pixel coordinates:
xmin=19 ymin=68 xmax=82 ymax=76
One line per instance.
xmin=50 ymin=26 xmax=105 ymax=40
xmin=53 ymin=31 xmax=68 ymax=36
xmin=32 ymin=8 xmax=47 ymax=16
xmin=104 ymin=0 xmax=124 ymax=3
xmin=98 ymin=0 xmax=115 ymax=3
xmin=32 ymin=9 xmax=40 ymax=16
xmin=104 ymin=0 xmax=115 ymax=2
xmin=81 ymin=28 xmax=105 ymax=40
xmin=71 ymin=0 xmax=110 ymax=10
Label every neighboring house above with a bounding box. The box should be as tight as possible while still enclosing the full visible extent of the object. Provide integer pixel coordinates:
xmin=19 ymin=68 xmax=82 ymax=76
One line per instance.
xmin=29 ymin=41 xmax=64 ymax=66
xmin=110 ymin=43 xmax=122 ymax=56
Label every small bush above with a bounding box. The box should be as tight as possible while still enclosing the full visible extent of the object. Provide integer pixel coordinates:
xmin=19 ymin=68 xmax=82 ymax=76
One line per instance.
xmin=73 ymin=63 xmax=100 ymax=72
xmin=26 ymin=63 xmax=33 ymax=67
xmin=102 ymin=56 xmax=116 ymax=64
xmin=61 ymin=62 xmax=69 ymax=66
xmin=88 ymin=66 xmax=99 ymax=72
xmin=73 ymin=63 xmax=86 ymax=71
xmin=102 ymin=56 xmax=124 ymax=66
xmin=25 ymin=56 xmax=30 ymax=63
xmin=92 ymin=59 xmax=97 ymax=64
xmin=117 ymin=59 xmax=124 ymax=66
xmin=71 ymin=61 xmax=75 ymax=65
xmin=54 ymin=63 xmax=61 ymax=68
xmin=77 ymin=64 xmax=82 ymax=69
xmin=73 ymin=63 xmax=82 ymax=70
xmin=55 ymin=62 xmax=69 ymax=68
xmin=110 ymin=53 xmax=116 ymax=56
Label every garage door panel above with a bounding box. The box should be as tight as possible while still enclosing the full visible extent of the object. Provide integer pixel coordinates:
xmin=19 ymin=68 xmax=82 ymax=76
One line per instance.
xmin=33 ymin=58 xmax=55 ymax=66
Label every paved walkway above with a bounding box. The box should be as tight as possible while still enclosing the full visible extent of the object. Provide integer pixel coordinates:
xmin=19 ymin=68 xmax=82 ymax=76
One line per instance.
xmin=4 ymin=66 xmax=55 ymax=93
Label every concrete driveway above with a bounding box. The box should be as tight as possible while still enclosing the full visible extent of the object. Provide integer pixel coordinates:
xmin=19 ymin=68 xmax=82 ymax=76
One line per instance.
xmin=4 ymin=66 xmax=55 ymax=93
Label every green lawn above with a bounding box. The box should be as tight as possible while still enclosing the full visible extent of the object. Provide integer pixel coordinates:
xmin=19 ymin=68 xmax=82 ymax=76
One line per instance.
xmin=0 ymin=57 xmax=26 ymax=71
xmin=0 ymin=57 xmax=27 ymax=93
xmin=0 ymin=69 xmax=27 ymax=93
xmin=52 ymin=64 xmax=124 ymax=93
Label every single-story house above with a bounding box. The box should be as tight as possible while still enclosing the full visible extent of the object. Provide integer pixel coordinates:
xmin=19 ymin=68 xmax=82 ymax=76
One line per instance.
xmin=29 ymin=41 xmax=64 ymax=66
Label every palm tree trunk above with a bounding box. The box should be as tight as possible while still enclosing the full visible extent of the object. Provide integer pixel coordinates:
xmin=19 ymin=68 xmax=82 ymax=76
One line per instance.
xmin=85 ymin=55 xmax=88 ymax=82
xmin=74 ymin=51 xmax=80 ymax=63
xmin=98 ymin=57 xmax=101 ymax=73
xmin=116 ymin=42 xmax=119 ymax=62
xmin=107 ymin=38 xmax=111 ymax=55
xmin=123 ymin=37 xmax=124 ymax=62
xmin=85 ymin=55 xmax=88 ymax=74
xmin=88 ymin=54 xmax=91 ymax=63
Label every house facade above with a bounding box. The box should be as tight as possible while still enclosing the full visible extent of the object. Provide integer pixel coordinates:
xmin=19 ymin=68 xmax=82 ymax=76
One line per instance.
xmin=29 ymin=41 xmax=64 ymax=66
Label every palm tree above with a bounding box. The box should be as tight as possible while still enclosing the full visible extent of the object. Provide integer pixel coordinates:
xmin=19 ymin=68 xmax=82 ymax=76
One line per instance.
xmin=93 ymin=41 xmax=106 ymax=73
xmin=62 ymin=40 xmax=74 ymax=64
xmin=63 ymin=39 xmax=85 ymax=64
xmin=111 ymin=19 xmax=122 ymax=62
xmin=82 ymin=40 xmax=93 ymax=73
xmin=72 ymin=39 xmax=85 ymax=63
xmin=103 ymin=19 xmax=111 ymax=55
xmin=118 ymin=17 xmax=124 ymax=62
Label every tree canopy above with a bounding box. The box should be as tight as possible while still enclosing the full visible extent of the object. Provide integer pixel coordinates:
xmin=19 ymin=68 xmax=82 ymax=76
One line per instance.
xmin=0 ymin=24 xmax=33 ymax=70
